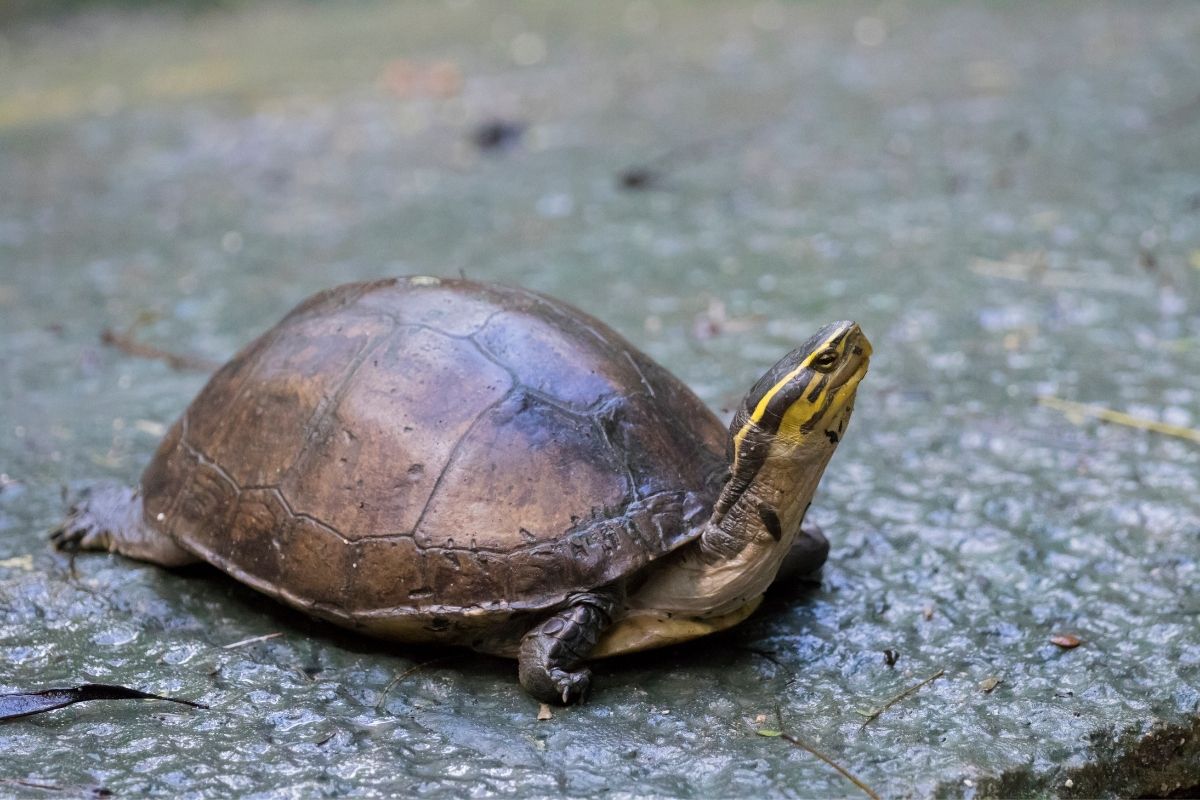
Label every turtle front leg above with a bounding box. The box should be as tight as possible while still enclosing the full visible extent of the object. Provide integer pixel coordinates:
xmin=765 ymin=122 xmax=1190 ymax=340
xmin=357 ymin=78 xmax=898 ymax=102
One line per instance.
xmin=518 ymin=589 xmax=619 ymax=705
xmin=772 ymin=519 xmax=830 ymax=587
xmin=51 ymin=485 xmax=198 ymax=568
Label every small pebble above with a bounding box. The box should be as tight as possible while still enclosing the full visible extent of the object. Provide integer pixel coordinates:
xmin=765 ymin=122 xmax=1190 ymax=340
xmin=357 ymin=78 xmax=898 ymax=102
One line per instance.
xmin=1050 ymin=634 xmax=1082 ymax=649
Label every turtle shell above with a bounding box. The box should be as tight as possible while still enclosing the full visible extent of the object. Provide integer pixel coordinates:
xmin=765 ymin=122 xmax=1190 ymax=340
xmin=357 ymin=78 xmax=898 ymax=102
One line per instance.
xmin=140 ymin=277 xmax=728 ymax=648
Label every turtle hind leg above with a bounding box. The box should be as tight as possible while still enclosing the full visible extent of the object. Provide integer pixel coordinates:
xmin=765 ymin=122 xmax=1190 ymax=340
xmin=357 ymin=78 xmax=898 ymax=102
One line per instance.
xmin=51 ymin=484 xmax=198 ymax=567
xmin=518 ymin=590 xmax=619 ymax=705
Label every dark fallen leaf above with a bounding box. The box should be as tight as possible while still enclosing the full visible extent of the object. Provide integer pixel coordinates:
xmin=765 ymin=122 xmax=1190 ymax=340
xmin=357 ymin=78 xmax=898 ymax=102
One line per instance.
xmin=0 ymin=778 xmax=62 ymax=792
xmin=471 ymin=120 xmax=525 ymax=152
xmin=0 ymin=778 xmax=113 ymax=796
xmin=617 ymin=166 xmax=660 ymax=190
xmin=0 ymin=683 xmax=206 ymax=722
xmin=1050 ymin=634 xmax=1082 ymax=649
xmin=882 ymin=649 xmax=899 ymax=668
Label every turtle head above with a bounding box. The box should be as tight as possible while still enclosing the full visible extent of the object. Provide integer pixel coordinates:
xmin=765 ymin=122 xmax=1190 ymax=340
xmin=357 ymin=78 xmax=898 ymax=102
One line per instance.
xmin=715 ymin=321 xmax=871 ymax=520
xmin=611 ymin=322 xmax=871 ymax=623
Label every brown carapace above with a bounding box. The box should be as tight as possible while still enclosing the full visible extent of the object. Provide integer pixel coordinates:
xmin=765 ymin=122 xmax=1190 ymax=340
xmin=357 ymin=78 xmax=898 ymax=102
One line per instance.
xmin=53 ymin=277 xmax=871 ymax=704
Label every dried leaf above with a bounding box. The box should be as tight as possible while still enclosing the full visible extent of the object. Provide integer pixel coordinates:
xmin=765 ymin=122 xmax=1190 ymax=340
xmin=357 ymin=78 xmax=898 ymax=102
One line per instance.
xmin=978 ymin=676 xmax=1002 ymax=693
xmin=1050 ymin=634 xmax=1082 ymax=649
xmin=537 ymin=703 xmax=553 ymax=721
xmin=0 ymin=554 xmax=33 ymax=571
xmin=0 ymin=684 xmax=206 ymax=722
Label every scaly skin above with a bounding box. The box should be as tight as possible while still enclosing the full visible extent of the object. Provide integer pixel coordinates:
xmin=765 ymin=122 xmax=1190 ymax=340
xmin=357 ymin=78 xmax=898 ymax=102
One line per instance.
xmin=518 ymin=590 xmax=619 ymax=704
xmin=51 ymin=485 xmax=197 ymax=567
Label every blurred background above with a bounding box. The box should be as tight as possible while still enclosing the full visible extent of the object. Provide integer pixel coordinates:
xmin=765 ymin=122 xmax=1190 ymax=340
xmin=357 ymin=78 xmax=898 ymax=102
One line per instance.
xmin=1 ymin=1 xmax=1199 ymax=797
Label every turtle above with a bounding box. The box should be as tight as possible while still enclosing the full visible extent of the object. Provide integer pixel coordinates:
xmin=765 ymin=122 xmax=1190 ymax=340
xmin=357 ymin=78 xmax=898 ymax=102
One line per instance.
xmin=52 ymin=276 xmax=871 ymax=704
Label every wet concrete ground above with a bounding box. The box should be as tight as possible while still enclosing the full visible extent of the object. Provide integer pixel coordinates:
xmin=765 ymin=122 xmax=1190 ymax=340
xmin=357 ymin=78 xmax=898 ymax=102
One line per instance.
xmin=1 ymin=1 xmax=1199 ymax=796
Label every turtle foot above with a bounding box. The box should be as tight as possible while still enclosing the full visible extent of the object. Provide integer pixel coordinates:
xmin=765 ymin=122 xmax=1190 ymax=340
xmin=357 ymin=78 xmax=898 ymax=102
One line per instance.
xmin=49 ymin=485 xmax=197 ymax=567
xmin=518 ymin=591 xmax=616 ymax=705
xmin=51 ymin=487 xmax=122 ymax=553
xmin=520 ymin=663 xmax=592 ymax=706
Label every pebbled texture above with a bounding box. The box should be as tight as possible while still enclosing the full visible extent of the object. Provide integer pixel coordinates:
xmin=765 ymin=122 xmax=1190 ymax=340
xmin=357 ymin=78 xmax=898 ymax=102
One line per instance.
xmin=1 ymin=1 xmax=1199 ymax=797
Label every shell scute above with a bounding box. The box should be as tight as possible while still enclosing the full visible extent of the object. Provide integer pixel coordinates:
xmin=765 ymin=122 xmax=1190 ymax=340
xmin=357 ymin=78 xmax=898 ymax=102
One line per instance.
xmin=413 ymin=392 xmax=630 ymax=550
xmin=423 ymin=547 xmax=508 ymax=610
xmin=353 ymin=278 xmax=514 ymax=336
xmin=219 ymin=489 xmax=288 ymax=589
xmin=473 ymin=310 xmax=619 ymax=408
xmin=192 ymin=311 xmax=394 ymax=489
xmin=280 ymin=324 xmax=513 ymax=540
xmin=277 ymin=515 xmax=349 ymax=609
xmin=506 ymin=541 xmax=579 ymax=603
xmin=142 ymin=419 xmax=186 ymax=525
xmin=167 ymin=458 xmax=238 ymax=546
xmin=182 ymin=334 xmax=277 ymax=453
xmin=350 ymin=537 xmax=427 ymax=611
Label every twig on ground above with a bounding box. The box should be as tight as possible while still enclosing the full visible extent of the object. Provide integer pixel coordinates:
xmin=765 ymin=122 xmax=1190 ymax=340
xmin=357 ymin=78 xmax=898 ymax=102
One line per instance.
xmin=221 ymin=632 xmax=283 ymax=650
xmin=757 ymin=708 xmax=881 ymax=800
xmin=858 ymin=668 xmax=945 ymax=730
xmin=375 ymin=657 xmax=449 ymax=709
xmin=100 ymin=328 xmax=219 ymax=372
xmin=744 ymin=648 xmax=798 ymax=686
xmin=968 ymin=257 xmax=1148 ymax=295
xmin=1038 ymin=395 xmax=1200 ymax=445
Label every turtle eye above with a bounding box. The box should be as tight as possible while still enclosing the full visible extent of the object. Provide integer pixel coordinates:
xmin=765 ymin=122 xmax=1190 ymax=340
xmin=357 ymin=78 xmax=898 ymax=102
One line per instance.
xmin=812 ymin=349 xmax=839 ymax=372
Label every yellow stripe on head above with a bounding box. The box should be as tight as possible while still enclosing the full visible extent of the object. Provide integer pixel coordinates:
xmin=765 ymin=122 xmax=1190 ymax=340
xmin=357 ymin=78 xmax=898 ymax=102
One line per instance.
xmin=731 ymin=322 xmax=856 ymax=460
xmin=716 ymin=320 xmax=870 ymax=521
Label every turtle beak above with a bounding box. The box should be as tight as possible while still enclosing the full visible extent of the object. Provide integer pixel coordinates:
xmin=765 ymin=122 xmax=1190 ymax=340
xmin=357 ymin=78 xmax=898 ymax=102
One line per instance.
xmin=832 ymin=323 xmax=871 ymax=389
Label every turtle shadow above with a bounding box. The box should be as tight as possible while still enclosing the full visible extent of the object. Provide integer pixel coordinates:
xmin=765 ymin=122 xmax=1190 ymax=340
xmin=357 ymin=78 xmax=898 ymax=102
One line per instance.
xmin=590 ymin=574 xmax=826 ymax=694
xmin=170 ymin=561 xmax=824 ymax=700
xmin=173 ymin=562 xmax=463 ymax=661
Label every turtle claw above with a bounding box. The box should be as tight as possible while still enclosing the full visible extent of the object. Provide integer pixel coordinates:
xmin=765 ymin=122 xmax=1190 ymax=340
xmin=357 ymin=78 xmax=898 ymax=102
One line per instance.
xmin=49 ymin=526 xmax=78 ymax=552
xmin=550 ymin=667 xmax=592 ymax=705
xmin=49 ymin=508 xmax=101 ymax=577
xmin=50 ymin=488 xmax=118 ymax=555
xmin=50 ymin=510 xmax=107 ymax=554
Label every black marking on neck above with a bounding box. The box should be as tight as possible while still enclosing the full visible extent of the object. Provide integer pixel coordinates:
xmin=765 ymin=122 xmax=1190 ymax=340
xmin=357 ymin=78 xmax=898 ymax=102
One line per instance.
xmin=716 ymin=420 xmax=770 ymax=520
xmin=757 ymin=503 xmax=783 ymax=541
xmin=825 ymin=429 xmax=840 ymax=444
